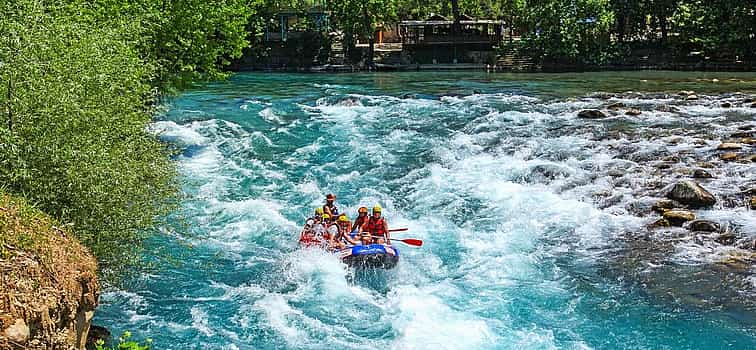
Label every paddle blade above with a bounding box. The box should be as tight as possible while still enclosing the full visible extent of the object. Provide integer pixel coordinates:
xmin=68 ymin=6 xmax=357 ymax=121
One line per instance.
xmin=389 ymin=228 xmax=408 ymax=232
xmin=399 ymin=238 xmax=423 ymax=246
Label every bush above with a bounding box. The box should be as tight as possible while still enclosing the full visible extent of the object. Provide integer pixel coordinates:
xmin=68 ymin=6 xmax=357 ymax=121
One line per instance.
xmin=0 ymin=0 xmax=178 ymax=282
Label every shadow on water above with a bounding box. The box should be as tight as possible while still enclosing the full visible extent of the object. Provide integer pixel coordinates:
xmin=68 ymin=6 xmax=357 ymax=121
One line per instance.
xmin=347 ymin=267 xmax=394 ymax=294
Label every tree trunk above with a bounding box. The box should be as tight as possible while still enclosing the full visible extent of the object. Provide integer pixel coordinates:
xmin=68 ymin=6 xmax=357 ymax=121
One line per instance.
xmin=451 ymin=0 xmax=461 ymax=35
xmin=363 ymin=6 xmax=374 ymax=68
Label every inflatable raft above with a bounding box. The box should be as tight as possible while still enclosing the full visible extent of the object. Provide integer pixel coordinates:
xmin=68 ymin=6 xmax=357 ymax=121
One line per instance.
xmin=336 ymin=244 xmax=399 ymax=269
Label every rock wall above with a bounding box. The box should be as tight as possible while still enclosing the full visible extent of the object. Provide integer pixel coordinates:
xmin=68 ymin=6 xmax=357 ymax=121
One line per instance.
xmin=1 ymin=195 xmax=100 ymax=349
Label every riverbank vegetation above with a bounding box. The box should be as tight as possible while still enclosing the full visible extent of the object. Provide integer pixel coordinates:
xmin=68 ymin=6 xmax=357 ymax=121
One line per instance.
xmin=250 ymin=0 xmax=754 ymax=66
xmin=0 ymin=0 xmax=254 ymax=282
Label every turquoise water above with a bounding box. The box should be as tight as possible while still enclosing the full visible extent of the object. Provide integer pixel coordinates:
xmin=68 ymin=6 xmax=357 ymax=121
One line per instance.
xmin=97 ymin=72 xmax=756 ymax=349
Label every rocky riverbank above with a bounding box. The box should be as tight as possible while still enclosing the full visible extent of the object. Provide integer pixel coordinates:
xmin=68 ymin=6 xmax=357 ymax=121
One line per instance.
xmin=0 ymin=194 xmax=100 ymax=349
xmin=564 ymin=91 xmax=755 ymax=314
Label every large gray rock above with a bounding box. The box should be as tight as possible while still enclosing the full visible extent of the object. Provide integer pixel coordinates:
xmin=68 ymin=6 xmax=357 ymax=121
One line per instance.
xmin=577 ymin=109 xmax=608 ymax=119
xmin=687 ymin=219 xmax=720 ymax=232
xmin=666 ymin=181 xmax=717 ymax=208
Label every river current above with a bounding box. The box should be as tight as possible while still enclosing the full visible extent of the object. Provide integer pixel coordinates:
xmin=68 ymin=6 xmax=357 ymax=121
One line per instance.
xmin=96 ymin=72 xmax=756 ymax=349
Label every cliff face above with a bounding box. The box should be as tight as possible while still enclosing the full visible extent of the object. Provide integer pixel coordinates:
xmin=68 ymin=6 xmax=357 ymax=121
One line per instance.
xmin=0 ymin=194 xmax=100 ymax=349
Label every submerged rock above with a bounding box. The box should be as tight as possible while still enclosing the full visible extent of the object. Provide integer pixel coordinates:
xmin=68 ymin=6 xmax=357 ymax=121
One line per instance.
xmin=577 ymin=109 xmax=608 ymax=119
xmin=692 ymin=169 xmax=713 ymax=179
xmin=663 ymin=210 xmax=696 ymax=226
xmin=721 ymin=102 xmax=732 ymax=108
xmin=607 ymin=102 xmax=626 ymax=109
xmin=715 ymin=232 xmax=737 ymax=245
xmin=720 ymin=152 xmax=738 ymax=161
xmin=717 ymin=142 xmax=742 ymax=150
xmin=666 ymin=181 xmax=717 ymax=208
xmin=625 ymin=108 xmax=642 ymax=116
xmin=656 ymin=104 xmax=680 ymax=113
xmin=687 ymin=220 xmax=720 ymax=232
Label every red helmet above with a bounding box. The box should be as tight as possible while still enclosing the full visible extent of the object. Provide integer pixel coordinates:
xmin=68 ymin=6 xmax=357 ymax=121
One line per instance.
xmin=326 ymin=193 xmax=336 ymax=200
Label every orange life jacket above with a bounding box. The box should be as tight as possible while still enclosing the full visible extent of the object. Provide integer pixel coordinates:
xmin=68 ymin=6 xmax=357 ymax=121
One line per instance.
xmin=363 ymin=217 xmax=386 ymax=237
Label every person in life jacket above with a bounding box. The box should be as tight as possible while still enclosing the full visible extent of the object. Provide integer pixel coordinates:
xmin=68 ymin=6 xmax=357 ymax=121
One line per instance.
xmin=334 ymin=213 xmax=358 ymax=246
xmin=361 ymin=205 xmax=389 ymax=245
xmin=350 ymin=206 xmax=369 ymax=239
xmin=323 ymin=193 xmax=339 ymax=217
xmin=299 ymin=207 xmax=324 ymax=244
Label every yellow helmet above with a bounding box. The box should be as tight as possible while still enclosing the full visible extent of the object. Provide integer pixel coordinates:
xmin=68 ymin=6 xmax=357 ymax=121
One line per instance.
xmin=322 ymin=213 xmax=331 ymax=219
xmin=338 ymin=214 xmax=349 ymax=222
xmin=373 ymin=205 xmax=382 ymax=213
xmin=315 ymin=207 xmax=324 ymax=215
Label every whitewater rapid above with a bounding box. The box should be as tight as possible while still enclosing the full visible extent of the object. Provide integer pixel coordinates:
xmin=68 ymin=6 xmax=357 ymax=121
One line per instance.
xmin=98 ymin=72 xmax=756 ymax=349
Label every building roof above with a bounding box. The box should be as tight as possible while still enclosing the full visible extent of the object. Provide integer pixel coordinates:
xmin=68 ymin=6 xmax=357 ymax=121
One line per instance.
xmin=399 ymin=19 xmax=505 ymax=26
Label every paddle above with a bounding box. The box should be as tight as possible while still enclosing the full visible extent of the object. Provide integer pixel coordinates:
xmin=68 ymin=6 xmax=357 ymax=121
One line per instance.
xmin=388 ymin=228 xmax=408 ymax=232
xmin=367 ymin=234 xmax=423 ymax=247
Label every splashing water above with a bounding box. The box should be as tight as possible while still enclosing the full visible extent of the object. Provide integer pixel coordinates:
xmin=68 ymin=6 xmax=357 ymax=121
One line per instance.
xmin=97 ymin=72 xmax=756 ymax=349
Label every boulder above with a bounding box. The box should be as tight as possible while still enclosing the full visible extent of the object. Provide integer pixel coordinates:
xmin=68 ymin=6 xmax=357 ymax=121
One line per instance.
xmin=751 ymin=102 xmax=756 ymax=108
xmin=656 ymin=105 xmax=680 ymax=113
xmin=577 ymin=109 xmax=608 ymax=119
xmin=607 ymin=102 xmax=626 ymax=109
xmin=687 ymin=219 xmax=720 ymax=232
xmin=666 ymin=181 xmax=716 ymax=208
xmin=625 ymin=108 xmax=642 ymax=116
xmin=663 ymin=210 xmax=696 ymax=226
xmin=4 ymin=319 xmax=30 ymax=344
xmin=720 ymin=152 xmax=738 ymax=161
xmin=741 ymin=137 xmax=755 ymax=145
xmin=652 ymin=199 xmax=680 ymax=213
xmin=679 ymin=90 xmax=695 ymax=96
xmin=692 ymin=169 xmax=713 ymax=179
xmin=721 ymin=102 xmax=732 ymax=108
xmin=717 ymin=142 xmax=742 ymax=150
xmin=685 ymin=94 xmax=699 ymax=101
xmin=648 ymin=218 xmax=670 ymax=229
xmin=751 ymin=196 xmax=756 ymax=210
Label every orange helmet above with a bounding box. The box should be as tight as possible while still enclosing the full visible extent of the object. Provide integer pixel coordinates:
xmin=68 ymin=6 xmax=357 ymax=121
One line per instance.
xmin=358 ymin=207 xmax=368 ymax=214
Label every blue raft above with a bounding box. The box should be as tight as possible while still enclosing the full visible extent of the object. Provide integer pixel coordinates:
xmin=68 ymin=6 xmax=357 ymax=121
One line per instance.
xmin=336 ymin=244 xmax=400 ymax=269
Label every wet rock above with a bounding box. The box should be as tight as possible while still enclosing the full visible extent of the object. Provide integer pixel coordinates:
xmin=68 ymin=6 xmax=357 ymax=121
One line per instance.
xmin=652 ymin=199 xmax=680 ymax=213
xmin=696 ymin=161 xmax=715 ymax=168
xmin=737 ymin=124 xmax=754 ymax=130
xmin=666 ymin=181 xmax=717 ymax=208
xmin=625 ymin=108 xmax=642 ymax=116
xmin=751 ymin=102 xmax=756 ymax=108
xmin=717 ymin=142 xmax=742 ymax=150
xmin=4 ymin=319 xmax=30 ymax=344
xmin=656 ymin=105 xmax=680 ymax=113
xmin=751 ymin=196 xmax=756 ymax=210
xmin=739 ymin=238 xmax=756 ymax=251
xmin=607 ymin=102 xmax=626 ymax=109
xmin=648 ymin=218 xmax=670 ymax=229
xmin=741 ymin=137 xmax=756 ymax=145
xmin=687 ymin=220 xmax=720 ymax=232
xmin=721 ymin=102 xmax=732 ymax=108
xmin=85 ymin=325 xmax=111 ymax=348
xmin=715 ymin=232 xmax=737 ymax=245
xmin=685 ymin=94 xmax=700 ymax=101
xmin=577 ymin=109 xmax=608 ymax=119
xmin=720 ymin=152 xmax=738 ymax=161
xmin=730 ymin=131 xmax=754 ymax=138
xmin=692 ymin=169 xmax=713 ymax=179
xmin=679 ymin=90 xmax=695 ymax=96
xmin=663 ymin=210 xmax=695 ymax=226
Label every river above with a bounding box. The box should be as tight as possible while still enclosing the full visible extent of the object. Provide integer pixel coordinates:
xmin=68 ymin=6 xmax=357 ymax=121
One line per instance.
xmin=96 ymin=71 xmax=756 ymax=349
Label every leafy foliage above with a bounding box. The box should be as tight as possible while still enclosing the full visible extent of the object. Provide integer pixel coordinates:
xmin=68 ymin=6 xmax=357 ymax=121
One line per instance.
xmin=0 ymin=0 xmax=256 ymax=283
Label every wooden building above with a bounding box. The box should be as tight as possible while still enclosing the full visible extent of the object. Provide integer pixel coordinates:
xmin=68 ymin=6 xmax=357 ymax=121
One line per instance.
xmin=399 ymin=14 xmax=504 ymax=64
